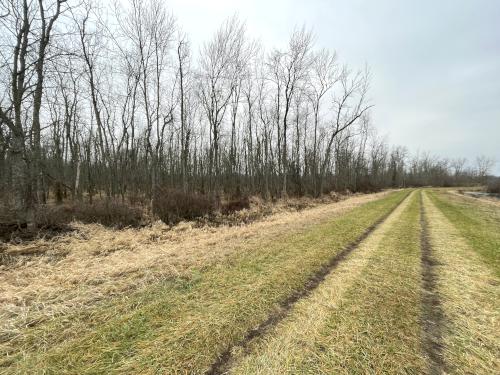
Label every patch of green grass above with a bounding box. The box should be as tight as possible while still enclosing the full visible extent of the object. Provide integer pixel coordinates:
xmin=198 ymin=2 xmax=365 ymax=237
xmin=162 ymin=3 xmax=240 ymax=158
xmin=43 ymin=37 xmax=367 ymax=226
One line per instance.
xmin=1 ymin=191 xmax=409 ymax=374
xmin=423 ymin=192 xmax=499 ymax=374
xmin=428 ymin=190 xmax=500 ymax=275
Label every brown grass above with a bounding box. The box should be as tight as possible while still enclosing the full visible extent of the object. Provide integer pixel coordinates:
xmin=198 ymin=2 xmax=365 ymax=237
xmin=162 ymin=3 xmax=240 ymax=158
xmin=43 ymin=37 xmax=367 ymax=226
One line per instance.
xmin=152 ymin=187 xmax=217 ymax=223
xmin=0 ymin=191 xmax=391 ymax=345
xmin=0 ymin=200 xmax=147 ymax=243
xmin=450 ymin=189 xmax=500 ymax=207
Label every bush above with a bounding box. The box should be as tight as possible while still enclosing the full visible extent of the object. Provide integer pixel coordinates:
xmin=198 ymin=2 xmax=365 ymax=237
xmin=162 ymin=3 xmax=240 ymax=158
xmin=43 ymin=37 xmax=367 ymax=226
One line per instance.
xmin=0 ymin=200 xmax=146 ymax=242
xmin=36 ymin=200 xmax=146 ymax=229
xmin=35 ymin=205 xmax=73 ymax=228
xmin=128 ymin=194 xmax=149 ymax=207
xmin=355 ymin=179 xmax=381 ymax=193
xmin=153 ymin=187 xmax=216 ymax=224
xmin=75 ymin=200 xmax=145 ymax=228
xmin=486 ymin=177 xmax=500 ymax=194
xmin=221 ymin=196 xmax=250 ymax=214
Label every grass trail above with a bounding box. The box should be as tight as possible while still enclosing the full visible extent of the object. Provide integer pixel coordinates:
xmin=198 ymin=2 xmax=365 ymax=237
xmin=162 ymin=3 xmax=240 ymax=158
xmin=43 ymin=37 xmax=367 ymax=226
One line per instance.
xmin=423 ymin=192 xmax=500 ymax=374
xmin=230 ymin=191 xmax=425 ymax=374
xmin=1 ymin=191 xmax=408 ymax=374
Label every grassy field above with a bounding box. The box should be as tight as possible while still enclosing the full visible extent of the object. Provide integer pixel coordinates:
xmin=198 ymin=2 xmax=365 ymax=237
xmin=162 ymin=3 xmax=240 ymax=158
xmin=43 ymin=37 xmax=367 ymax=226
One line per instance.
xmin=1 ymin=188 xmax=498 ymax=374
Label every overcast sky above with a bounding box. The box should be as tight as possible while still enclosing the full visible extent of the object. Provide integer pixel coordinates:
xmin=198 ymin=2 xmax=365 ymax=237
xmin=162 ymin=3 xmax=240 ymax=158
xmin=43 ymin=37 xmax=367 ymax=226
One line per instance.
xmin=168 ymin=0 xmax=500 ymax=174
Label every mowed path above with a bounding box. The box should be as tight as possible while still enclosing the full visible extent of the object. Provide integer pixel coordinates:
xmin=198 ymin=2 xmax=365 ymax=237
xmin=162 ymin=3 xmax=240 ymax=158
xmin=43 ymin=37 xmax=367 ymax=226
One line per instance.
xmin=227 ymin=190 xmax=424 ymax=374
xmin=222 ymin=190 xmax=499 ymax=375
xmin=1 ymin=189 xmax=498 ymax=374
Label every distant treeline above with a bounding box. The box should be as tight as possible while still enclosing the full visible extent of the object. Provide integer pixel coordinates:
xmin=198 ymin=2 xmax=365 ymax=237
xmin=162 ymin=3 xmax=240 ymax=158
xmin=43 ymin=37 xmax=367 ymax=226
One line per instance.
xmin=0 ymin=0 xmax=495 ymax=225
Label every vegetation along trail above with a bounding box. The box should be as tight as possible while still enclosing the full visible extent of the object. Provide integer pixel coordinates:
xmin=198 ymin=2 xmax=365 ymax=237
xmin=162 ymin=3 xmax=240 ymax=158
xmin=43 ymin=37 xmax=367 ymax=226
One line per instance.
xmin=1 ymin=189 xmax=498 ymax=374
xmin=424 ymin=191 xmax=499 ymax=374
xmin=2 ymin=191 xmax=407 ymax=373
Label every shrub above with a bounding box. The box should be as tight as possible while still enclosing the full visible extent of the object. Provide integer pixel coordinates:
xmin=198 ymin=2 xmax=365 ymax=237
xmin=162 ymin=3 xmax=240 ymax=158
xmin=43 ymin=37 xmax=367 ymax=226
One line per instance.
xmin=35 ymin=205 xmax=73 ymax=228
xmin=73 ymin=200 xmax=145 ymax=228
xmin=221 ymin=196 xmax=250 ymax=214
xmin=153 ymin=187 xmax=216 ymax=224
xmin=356 ymin=179 xmax=380 ymax=193
xmin=0 ymin=200 xmax=146 ymax=242
xmin=486 ymin=177 xmax=500 ymax=194
xmin=36 ymin=200 xmax=146 ymax=229
xmin=128 ymin=194 xmax=149 ymax=207
xmin=0 ymin=205 xmax=69 ymax=242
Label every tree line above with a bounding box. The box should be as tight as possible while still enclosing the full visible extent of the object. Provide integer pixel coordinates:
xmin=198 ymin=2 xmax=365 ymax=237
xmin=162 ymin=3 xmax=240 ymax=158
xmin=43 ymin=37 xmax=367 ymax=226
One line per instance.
xmin=0 ymin=0 xmax=494 ymax=225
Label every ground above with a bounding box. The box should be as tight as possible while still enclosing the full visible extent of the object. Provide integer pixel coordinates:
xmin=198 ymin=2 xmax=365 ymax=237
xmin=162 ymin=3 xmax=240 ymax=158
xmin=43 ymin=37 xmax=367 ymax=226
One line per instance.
xmin=0 ymin=189 xmax=498 ymax=374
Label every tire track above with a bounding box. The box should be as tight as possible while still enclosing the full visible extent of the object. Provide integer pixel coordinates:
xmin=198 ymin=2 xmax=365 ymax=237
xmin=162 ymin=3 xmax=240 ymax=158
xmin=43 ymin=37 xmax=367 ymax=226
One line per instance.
xmin=206 ymin=192 xmax=411 ymax=375
xmin=420 ymin=192 xmax=445 ymax=375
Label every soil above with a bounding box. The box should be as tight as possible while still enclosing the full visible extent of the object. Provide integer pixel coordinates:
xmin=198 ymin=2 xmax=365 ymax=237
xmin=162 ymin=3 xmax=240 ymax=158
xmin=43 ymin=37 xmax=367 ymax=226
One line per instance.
xmin=420 ymin=195 xmax=445 ymax=375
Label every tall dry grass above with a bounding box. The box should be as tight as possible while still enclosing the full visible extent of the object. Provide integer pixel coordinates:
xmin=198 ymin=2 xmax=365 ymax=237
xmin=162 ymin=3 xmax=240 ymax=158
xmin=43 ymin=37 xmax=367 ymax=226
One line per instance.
xmin=0 ymin=191 xmax=390 ymax=343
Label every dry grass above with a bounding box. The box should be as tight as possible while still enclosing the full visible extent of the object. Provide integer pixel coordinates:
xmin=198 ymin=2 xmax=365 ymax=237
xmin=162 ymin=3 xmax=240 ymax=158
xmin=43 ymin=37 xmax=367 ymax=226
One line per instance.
xmin=208 ymin=190 xmax=358 ymax=225
xmin=229 ymin=191 xmax=418 ymax=374
xmin=0 ymin=191 xmax=402 ymax=373
xmin=5 ymin=188 xmax=496 ymax=374
xmin=423 ymin=192 xmax=500 ymax=374
xmin=451 ymin=189 xmax=500 ymax=207
xmin=0 ymin=191 xmax=390 ymax=340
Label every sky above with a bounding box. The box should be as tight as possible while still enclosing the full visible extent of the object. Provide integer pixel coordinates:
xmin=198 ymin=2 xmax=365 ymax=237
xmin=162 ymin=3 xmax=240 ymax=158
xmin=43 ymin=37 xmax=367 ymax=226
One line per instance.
xmin=168 ymin=0 xmax=500 ymax=175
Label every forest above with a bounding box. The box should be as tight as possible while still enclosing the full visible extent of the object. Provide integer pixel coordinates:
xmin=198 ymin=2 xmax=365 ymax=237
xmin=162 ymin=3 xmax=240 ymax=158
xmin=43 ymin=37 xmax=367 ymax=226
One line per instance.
xmin=0 ymin=0 xmax=495 ymax=227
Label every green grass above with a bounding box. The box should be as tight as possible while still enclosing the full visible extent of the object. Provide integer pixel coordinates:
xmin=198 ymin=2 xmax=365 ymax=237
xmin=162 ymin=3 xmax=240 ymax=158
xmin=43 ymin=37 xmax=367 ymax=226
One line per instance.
xmin=423 ymin=191 xmax=500 ymax=374
xmin=1 ymin=191 xmax=409 ymax=374
xmin=427 ymin=190 xmax=500 ymax=275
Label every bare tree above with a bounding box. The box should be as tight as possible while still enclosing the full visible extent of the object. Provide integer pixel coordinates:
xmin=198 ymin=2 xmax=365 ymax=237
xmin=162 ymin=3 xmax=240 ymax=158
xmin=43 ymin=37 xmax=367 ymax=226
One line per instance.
xmin=267 ymin=27 xmax=314 ymax=196
xmin=308 ymin=48 xmax=339 ymax=195
xmin=476 ymin=155 xmax=495 ymax=183
xmin=177 ymin=34 xmax=190 ymax=192
xmin=32 ymin=0 xmax=67 ymax=205
xmin=0 ymin=0 xmax=67 ymax=225
xmin=198 ymin=15 xmax=247 ymax=194
xmin=318 ymin=67 xmax=371 ymax=194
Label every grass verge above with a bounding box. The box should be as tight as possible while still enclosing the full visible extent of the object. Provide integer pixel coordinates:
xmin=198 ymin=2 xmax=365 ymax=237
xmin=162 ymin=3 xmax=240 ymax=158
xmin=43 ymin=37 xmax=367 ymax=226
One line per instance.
xmin=0 ymin=191 xmax=390 ymax=347
xmin=1 ymin=191 xmax=409 ymax=374
xmin=423 ymin=192 xmax=499 ymax=374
